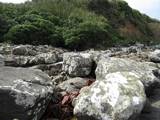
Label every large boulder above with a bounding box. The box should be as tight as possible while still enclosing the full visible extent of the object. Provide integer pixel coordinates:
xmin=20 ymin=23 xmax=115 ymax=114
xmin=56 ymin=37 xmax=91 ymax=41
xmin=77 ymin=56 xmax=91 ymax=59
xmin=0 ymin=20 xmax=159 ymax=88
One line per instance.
xmin=73 ymin=72 xmax=146 ymax=120
xmin=62 ymin=52 xmax=93 ymax=77
xmin=0 ymin=67 xmax=53 ymax=120
xmin=96 ymin=57 xmax=159 ymax=91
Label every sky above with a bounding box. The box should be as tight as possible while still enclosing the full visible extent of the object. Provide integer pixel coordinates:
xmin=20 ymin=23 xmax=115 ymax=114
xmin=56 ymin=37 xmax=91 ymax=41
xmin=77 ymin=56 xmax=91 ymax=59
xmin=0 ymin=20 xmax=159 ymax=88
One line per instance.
xmin=0 ymin=0 xmax=159 ymax=20
xmin=0 ymin=0 xmax=29 ymax=4
xmin=124 ymin=0 xmax=160 ymax=20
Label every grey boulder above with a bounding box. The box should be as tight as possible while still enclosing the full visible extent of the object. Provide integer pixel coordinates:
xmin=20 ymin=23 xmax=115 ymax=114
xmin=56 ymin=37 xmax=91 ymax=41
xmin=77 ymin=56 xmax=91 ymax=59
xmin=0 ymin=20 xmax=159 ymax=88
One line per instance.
xmin=73 ymin=72 xmax=146 ymax=120
xmin=96 ymin=57 xmax=159 ymax=90
xmin=62 ymin=52 xmax=93 ymax=77
xmin=0 ymin=67 xmax=53 ymax=120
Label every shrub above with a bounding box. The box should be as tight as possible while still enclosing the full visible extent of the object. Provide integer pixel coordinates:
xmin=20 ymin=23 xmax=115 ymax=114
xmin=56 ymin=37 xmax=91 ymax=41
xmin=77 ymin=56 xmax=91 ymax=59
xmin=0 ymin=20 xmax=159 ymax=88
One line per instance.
xmin=15 ymin=14 xmax=43 ymax=24
xmin=63 ymin=9 xmax=114 ymax=50
xmin=5 ymin=24 xmax=38 ymax=44
xmin=5 ymin=18 xmax=63 ymax=46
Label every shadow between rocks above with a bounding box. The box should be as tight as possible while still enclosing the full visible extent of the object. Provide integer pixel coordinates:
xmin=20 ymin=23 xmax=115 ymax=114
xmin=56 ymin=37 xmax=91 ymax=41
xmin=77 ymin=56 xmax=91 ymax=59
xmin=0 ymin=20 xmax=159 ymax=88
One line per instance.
xmin=138 ymin=88 xmax=160 ymax=120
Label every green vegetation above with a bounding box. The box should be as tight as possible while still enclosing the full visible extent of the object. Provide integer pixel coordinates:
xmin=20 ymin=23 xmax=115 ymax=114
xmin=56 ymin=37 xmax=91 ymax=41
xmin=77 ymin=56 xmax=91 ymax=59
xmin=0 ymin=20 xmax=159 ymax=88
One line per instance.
xmin=0 ymin=0 xmax=159 ymax=50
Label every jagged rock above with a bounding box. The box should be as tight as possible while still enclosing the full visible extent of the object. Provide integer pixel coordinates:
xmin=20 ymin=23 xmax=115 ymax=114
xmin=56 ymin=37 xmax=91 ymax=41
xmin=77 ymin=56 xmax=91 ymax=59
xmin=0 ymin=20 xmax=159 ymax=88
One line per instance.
xmin=29 ymin=52 xmax=58 ymax=65
xmin=73 ymin=72 xmax=146 ymax=120
xmin=63 ymin=52 xmax=93 ymax=77
xmin=96 ymin=57 xmax=159 ymax=92
xmin=12 ymin=45 xmax=37 ymax=56
xmin=0 ymin=67 xmax=53 ymax=120
xmin=57 ymin=77 xmax=89 ymax=93
xmin=149 ymin=50 xmax=160 ymax=63
xmin=0 ymin=54 xmax=4 ymax=66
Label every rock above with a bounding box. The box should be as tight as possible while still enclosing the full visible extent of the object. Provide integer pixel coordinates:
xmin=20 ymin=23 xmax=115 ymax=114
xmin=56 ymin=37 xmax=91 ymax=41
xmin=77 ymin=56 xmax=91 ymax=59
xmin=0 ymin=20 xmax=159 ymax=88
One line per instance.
xmin=122 ymin=45 xmax=143 ymax=54
xmin=30 ymin=52 xmax=58 ymax=65
xmin=30 ymin=62 xmax=62 ymax=76
xmin=52 ymin=72 xmax=68 ymax=85
xmin=0 ymin=67 xmax=53 ymax=120
xmin=57 ymin=77 xmax=89 ymax=93
xmin=63 ymin=52 xmax=93 ymax=77
xmin=96 ymin=57 xmax=159 ymax=91
xmin=73 ymin=72 xmax=146 ymax=120
xmin=29 ymin=64 xmax=49 ymax=71
xmin=149 ymin=50 xmax=160 ymax=63
xmin=0 ymin=54 xmax=4 ymax=66
xmin=88 ymin=50 xmax=112 ymax=64
xmin=12 ymin=45 xmax=37 ymax=56
xmin=5 ymin=56 xmax=33 ymax=67
xmin=53 ymin=48 xmax=68 ymax=61
xmin=48 ymin=62 xmax=62 ymax=76
xmin=0 ymin=44 xmax=14 ymax=55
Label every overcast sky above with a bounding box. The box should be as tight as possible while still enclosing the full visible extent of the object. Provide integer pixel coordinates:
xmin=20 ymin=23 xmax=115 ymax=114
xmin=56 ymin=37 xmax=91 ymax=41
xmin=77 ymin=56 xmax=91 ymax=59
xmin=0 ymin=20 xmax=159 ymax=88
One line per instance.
xmin=0 ymin=0 xmax=29 ymax=3
xmin=0 ymin=0 xmax=159 ymax=20
xmin=124 ymin=0 xmax=160 ymax=20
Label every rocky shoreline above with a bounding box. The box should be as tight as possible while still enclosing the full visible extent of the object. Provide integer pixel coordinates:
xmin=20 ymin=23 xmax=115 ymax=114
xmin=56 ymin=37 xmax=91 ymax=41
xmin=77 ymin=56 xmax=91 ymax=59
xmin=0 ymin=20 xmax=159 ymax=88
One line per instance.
xmin=0 ymin=43 xmax=160 ymax=120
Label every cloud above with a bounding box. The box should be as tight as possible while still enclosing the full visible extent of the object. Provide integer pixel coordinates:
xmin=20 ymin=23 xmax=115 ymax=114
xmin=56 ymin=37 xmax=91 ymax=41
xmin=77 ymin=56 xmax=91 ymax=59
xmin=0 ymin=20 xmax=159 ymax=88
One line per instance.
xmin=124 ymin=0 xmax=160 ymax=19
xmin=0 ymin=0 xmax=29 ymax=3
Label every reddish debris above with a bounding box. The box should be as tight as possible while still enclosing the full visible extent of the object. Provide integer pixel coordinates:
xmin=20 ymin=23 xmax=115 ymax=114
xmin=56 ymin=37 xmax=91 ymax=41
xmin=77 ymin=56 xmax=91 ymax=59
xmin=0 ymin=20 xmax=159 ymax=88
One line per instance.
xmin=86 ymin=79 xmax=95 ymax=86
xmin=61 ymin=91 xmax=79 ymax=106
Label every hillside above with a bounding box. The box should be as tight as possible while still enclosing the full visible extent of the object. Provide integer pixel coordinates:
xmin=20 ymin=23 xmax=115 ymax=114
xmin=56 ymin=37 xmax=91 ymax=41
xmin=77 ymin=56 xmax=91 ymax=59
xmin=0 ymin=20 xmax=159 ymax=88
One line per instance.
xmin=0 ymin=0 xmax=160 ymax=50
